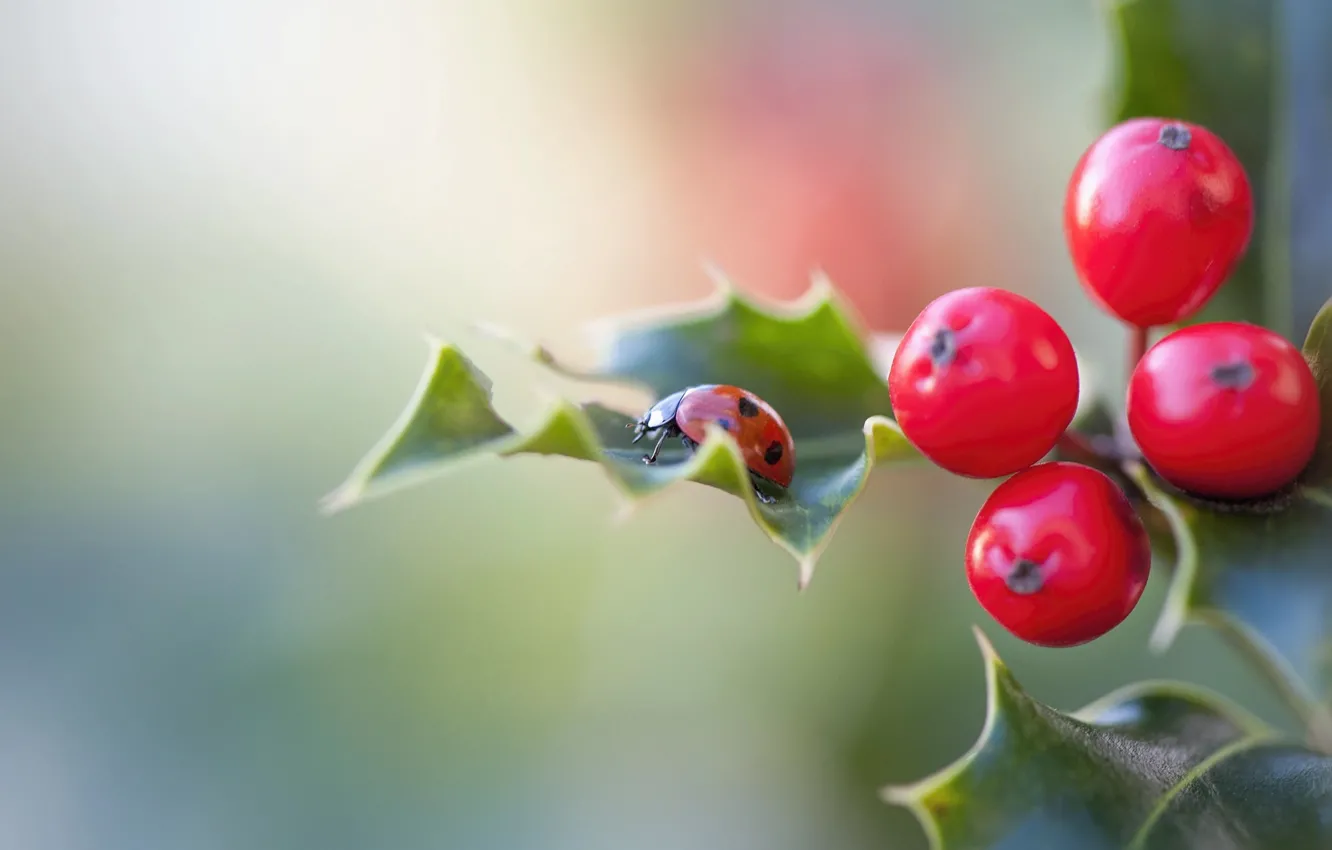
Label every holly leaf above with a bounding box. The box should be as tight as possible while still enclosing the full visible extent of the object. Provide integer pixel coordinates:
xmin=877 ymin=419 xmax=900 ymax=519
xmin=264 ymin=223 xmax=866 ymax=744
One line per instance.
xmin=1105 ymin=0 xmax=1274 ymax=328
xmin=884 ymin=630 xmax=1332 ymax=850
xmin=1128 ymin=299 xmax=1332 ymax=744
xmin=323 ymin=277 xmax=920 ymax=587
xmin=1135 ymin=464 xmax=1332 ymax=741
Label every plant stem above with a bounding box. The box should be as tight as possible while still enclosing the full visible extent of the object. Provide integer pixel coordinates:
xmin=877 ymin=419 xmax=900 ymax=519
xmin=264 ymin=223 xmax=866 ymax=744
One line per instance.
xmin=1056 ymin=430 xmax=1102 ymax=463
xmin=1056 ymin=429 xmax=1129 ymax=467
xmin=1112 ymin=325 xmax=1152 ymax=456
xmin=1129 ymin=324 xmax=1150 ymax=374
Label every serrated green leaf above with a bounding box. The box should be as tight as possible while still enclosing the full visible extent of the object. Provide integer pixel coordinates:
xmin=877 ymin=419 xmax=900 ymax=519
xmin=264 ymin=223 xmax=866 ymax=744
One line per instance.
xmin=1105 ymin=0 xmax=1274 ymax=328
xmin=583 ymin=273 xmax=894 ymax=438
xmin=885 ymin=630 xmax=1332 ymax=850
xmin=325 ymin=279 xmax=922 ymax=586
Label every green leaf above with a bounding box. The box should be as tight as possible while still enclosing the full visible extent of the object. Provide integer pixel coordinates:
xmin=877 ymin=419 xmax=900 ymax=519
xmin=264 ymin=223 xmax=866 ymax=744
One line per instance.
xmin=1105 ymin=0 xmax=1275 ymax=328
xmin=884 ymin=629 xmax=1332 ymax=850
xmin=1129 ymin=462 xmax=1332 ymax=747
xmin=1133 ymin=743 xmax=1332 ymax=849
xmin=324 ymin=277 xmax=921 ymax=587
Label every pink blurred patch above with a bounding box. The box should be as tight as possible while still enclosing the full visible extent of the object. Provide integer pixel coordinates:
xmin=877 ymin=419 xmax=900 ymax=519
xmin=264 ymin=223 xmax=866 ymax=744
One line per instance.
xmin=648 ymin=6 xmax=1009 ymax=332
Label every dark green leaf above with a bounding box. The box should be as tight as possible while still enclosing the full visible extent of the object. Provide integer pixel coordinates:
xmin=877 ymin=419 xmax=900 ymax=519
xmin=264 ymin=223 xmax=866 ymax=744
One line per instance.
xmin=1272 ymin=0 xmax=1332 ymax=338
xmin=1130 ymin=462 xmax=1332 ymax=748
xmin=1135 ymin=744 xmax=1332 ymax=849
xmin=884 ymin=630 xmax=1332 ymax=850
xmin=1105 ymin=0 xmax=1274 ymax=328
xmin=324 ymin=278 xmax=920 ymax=586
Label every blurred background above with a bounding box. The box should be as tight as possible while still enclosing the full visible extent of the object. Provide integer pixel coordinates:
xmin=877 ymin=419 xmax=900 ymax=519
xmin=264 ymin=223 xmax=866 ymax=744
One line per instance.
xmin=0 ymin=1 xmax=1294 ymax=848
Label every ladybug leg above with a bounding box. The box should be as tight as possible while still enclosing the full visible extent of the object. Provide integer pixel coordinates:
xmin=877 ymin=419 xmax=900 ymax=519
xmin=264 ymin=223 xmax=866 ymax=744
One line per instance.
xmin=642 ymin=428 xmax=671 ymax=465
xmin=678 ymin=434 xmax=697 ymax=454
xmin=749 ymin=472 xmax=778 ymax=504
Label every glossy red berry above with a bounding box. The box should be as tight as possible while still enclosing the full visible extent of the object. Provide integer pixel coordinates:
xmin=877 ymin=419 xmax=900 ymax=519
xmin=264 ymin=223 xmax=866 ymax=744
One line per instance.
xmin=966 ymin=462 xmax=1151 ymax=647
xmin=1064 ymin=117 xmax=1254 ymax=328
xmin=888 ymin=287 xmax=1080 ymax=478
xmin=1126 ymin=322 xmax=1320 ymax=500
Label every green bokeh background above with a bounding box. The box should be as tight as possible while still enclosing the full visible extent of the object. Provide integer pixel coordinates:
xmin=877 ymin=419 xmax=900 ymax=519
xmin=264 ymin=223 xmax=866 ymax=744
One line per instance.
xmin=0 ymin=1 xmax=1293 ymax=848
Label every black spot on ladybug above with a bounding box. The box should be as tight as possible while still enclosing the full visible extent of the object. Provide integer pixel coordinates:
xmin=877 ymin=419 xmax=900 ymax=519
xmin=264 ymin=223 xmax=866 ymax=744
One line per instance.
xmin=764 ymin=441 xmax=784 ymax=465
xmin=736 ymin=396 xmax=760 ymax=418
xmin=717 ymin=418 xmax=733 ymax=431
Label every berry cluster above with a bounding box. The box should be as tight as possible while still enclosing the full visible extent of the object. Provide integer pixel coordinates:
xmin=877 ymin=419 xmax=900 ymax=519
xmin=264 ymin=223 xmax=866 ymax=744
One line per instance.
xmin=889 ymin=117 xmax=1322 ymax=648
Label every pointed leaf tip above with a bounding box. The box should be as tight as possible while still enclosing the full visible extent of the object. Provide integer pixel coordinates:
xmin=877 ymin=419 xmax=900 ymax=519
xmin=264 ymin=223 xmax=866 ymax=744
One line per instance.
xmin=318 ymin=485 xmax=358 ymax=516
xmin=971 ymin=626 xmax=1017 ymax=718
xmin=801 ymin=269 xmax=840 ymax=307
xmin=796 ymin=557 xmax=815 ymax=591
xmin=970 ymin=625 xmax=1001 ymax=667
xmin=700 ymin=259 xmax=736 ymax=294
xmin=880 ymin=626 xmax=1011 ymax=836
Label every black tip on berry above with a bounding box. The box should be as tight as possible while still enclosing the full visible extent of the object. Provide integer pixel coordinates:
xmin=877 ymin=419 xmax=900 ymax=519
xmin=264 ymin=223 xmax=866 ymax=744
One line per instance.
xmin=1210 ymin=361 xmax=1255 ymax=390
xmin=1157 ymin=123 xmax=1192 ymax=151
xmin=1005 ymin=559 xmax=1045 ymax=595
xmin=928 ymin=328 xmax=957 ymax=368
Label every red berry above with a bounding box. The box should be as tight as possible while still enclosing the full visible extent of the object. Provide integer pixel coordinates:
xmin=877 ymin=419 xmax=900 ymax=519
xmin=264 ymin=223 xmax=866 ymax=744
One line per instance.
xmin=966 ymin=462 xmax=1151 ymax=647
xmin=888 ymin=287 xmax=1079 ymax=478
xmin=1126 ymin=322 xmax=1320 ymax=499
xmin=1064 ymin=117 xmax=1254 ymax=328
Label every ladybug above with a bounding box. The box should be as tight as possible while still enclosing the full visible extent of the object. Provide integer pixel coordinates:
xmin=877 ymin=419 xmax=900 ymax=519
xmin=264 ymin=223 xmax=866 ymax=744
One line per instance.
xmin=631 ymin=384 xmax=796 ymax=503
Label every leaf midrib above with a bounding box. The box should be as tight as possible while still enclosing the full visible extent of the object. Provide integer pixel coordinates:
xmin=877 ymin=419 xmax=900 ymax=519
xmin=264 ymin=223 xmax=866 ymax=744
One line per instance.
xmin=1125 ymin=733 xmax=1280 ymax=849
